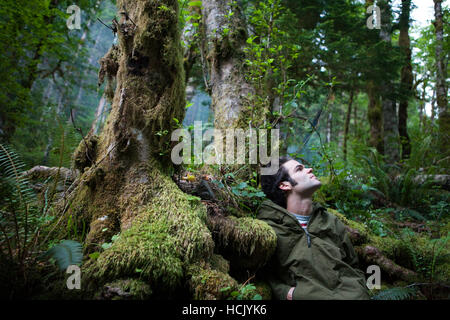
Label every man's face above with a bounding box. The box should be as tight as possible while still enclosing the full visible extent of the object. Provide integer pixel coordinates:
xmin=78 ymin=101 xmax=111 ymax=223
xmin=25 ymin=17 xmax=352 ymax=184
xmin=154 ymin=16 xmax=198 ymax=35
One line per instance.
xmin=279 ymin=160 xmax=322 ymax=196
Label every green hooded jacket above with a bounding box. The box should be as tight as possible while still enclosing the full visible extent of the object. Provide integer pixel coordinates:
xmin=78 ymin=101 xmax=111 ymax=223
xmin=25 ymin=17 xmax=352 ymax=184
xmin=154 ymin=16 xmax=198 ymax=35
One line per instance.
xmin=257 ymin=199 xmax=370 ymax=300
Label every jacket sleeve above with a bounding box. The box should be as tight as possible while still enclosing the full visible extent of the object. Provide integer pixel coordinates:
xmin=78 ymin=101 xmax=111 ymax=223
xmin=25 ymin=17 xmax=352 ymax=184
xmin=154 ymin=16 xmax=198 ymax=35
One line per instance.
xmin=264 ymin=263 xmax=292 ymax=300
xmin=259 ymin=231 xmax=293 ymax=300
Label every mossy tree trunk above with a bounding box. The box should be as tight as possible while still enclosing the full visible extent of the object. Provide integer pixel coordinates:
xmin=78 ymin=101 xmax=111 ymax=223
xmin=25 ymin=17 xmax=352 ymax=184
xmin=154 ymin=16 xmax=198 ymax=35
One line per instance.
xmin=64 ymin=0 xmax=243 ymax=299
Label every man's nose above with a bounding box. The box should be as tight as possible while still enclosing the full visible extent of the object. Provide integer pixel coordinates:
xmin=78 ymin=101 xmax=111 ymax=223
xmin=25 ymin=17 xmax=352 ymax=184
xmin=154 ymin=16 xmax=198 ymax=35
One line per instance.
xmin=306 ymin=167 xmax=313 ymax=173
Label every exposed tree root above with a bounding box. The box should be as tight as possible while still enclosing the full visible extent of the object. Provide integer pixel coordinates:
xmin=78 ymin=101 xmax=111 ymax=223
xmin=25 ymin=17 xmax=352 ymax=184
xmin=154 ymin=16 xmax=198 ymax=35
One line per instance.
xmin=357 ymin=245 xmax=418 ymax=282
xmin=23 ymin=165 xmax=78 ymax=182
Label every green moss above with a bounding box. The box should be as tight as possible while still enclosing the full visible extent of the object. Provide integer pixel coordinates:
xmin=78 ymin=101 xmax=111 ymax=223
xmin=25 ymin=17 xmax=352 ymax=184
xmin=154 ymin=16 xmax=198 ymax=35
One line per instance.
xmin=208 ymin=215 xmax=277 ymax=270
xmin=328 ymin=208 xmax=368 ymax=235
xmin=187 ymin=263 xmax=238 ymax=300
xmin=84 ymin=209 xmax=119 ymax=251
xmin=72 ymin=135 xmax=98 ymax=171
xmin=368 ymin=235 xmax=402 ymax=260
xmin=210 ymin=254 xmax=230 ymax=274
xmin=84 ymin=162 xmax=214 ymax=293
xmin=89 ymin=217 xmax=184 ymax=289
xmin=327 ymin=207 xmax=446 ymax=276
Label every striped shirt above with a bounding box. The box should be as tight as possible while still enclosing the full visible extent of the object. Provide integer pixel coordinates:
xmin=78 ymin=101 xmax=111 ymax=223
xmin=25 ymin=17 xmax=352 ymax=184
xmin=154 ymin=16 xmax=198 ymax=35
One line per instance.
xmin=290 ymin=212 xmax=311 ymax=230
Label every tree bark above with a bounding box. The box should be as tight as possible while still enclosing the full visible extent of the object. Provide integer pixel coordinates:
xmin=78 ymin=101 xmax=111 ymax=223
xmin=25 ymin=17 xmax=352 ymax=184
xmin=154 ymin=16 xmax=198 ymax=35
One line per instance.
xmin=419 ymin=78 xmax=428 ymax=129
xmin=379 ymin=0 xmax=400 ymax=164
xmin=398 ymin=0 xmax=412 ymax=160
xmin=431 ymin=87 xmax=437 ymax=125
xmin=434 ymin=0 xmax=449 ymax=163
xmin=201 ymin=0 xmax=254 ymax=129
xmin=367 ymin=80 xmax=384 ymax=154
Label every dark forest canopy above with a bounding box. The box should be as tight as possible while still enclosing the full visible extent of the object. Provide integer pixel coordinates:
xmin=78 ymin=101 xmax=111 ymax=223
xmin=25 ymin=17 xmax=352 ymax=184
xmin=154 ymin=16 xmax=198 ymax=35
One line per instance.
xmin=0 ymin=0 xmax=448 ymax=301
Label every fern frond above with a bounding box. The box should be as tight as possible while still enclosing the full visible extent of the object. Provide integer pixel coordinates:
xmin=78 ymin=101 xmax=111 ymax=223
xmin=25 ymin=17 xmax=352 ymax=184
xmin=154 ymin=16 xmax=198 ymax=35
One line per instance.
xmin=0 ymin=144 xmax=34 ymax=205
xmin=371 ymin=287 xmax=417 ymax=300
xmin=41 ymin=240 xmax=83 ymax=271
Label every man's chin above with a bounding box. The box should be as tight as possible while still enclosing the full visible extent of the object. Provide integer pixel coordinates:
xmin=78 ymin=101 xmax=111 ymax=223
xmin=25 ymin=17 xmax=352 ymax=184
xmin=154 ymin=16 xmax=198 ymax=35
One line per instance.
xmin=303 ymin=180 xmax=322 ymax=195
xmin=313 ymin=180 xmax=322 ymax=190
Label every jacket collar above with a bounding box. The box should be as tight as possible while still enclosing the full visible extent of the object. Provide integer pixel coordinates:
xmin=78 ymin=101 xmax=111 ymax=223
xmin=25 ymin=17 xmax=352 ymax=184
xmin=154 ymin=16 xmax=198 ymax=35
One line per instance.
xmin=258 ymin=199 xmax=325 ymax=226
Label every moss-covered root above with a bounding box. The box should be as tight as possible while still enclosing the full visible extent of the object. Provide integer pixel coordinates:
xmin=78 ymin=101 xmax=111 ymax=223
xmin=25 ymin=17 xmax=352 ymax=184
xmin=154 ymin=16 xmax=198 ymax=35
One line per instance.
xmin=327 ymin=208 xmax=371 ymax=245
xmin=72 ymin=134 xmax=98 ymax=171
xmin=328 ymin=208 xmax=421 ymax=282
xmin=186 ymin=263 xmax=238 ymax=300
xmin=357 ymin=245 xmax=418 ymax=282
xmin=83 ymin=168 xmax=215 ymax=295
xmin=207 ymin=214 xmax=277 ymax=270
xmin=210 ymin=254 xmax=231 ymax=274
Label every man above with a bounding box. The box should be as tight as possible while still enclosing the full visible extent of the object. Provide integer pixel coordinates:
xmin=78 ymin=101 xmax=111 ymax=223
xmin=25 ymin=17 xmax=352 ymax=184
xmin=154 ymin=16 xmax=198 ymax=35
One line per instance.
xmin=258 ymin=156 xmax=369 ymax=300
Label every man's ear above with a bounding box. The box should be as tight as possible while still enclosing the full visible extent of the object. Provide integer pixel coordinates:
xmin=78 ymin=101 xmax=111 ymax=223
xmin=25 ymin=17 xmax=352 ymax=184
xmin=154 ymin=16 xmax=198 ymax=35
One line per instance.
xmin=278 ymin=181 xmax=292 ymax=191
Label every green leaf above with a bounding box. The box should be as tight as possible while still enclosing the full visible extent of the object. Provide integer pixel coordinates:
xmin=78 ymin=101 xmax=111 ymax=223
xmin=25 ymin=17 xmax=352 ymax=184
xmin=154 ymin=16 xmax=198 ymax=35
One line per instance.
xmin=230 ymin=291 xmax=239 ymax=297
xmin=89 ymin=252 xmax=100 ymax=260
xmin=371 ymin=287 xmax=416 ymax=300
xmin=237 ymin=182 xmax=248 ymax=189
xmin=42 ymin=240 xmax=83 ymax=271
xmin=186 ymin=195 xmax=201 ymax=202
xmin=101 ymin=242 xmax=112 ymax=250
xmin=188 ymin=1 xmax=202 ymax=7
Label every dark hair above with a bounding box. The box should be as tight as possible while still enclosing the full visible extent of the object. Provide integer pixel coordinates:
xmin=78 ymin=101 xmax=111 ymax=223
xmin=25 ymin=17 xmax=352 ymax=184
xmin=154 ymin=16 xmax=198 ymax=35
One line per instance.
xmin=260 ymin=156 xmax=298 ymax=208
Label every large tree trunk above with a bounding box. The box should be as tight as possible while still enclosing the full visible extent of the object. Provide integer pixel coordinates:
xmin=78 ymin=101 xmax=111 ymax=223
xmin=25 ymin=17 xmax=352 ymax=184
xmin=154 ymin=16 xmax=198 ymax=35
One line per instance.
xmin=201 ymin=0 xmax=255 ymax=129
xmin=63 ymin=0 xmax=227 ymax=299
xmin=379 ymin=0 xmax=400 ymax=164
xmin=398 ymin=0 xmax=412 ymax=160
xmin=434 ymin=0 xmax=449 ymax=163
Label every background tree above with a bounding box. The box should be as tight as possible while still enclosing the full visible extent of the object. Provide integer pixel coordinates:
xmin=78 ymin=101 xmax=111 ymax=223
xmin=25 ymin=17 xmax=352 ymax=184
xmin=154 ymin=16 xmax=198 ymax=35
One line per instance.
xmin=398 ymin=0 xmax=413 ymax=160
xmin=433 ymin=0 xmax=449 ymax=165
xmin=379 ymin=0 xmax=401 ymax=165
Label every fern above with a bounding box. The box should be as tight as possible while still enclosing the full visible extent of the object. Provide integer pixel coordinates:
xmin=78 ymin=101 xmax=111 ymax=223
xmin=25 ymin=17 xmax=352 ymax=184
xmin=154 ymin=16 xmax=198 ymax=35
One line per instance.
xmin=430 ymin=233 xmax=450 ymax=281
xmin=0 ymin=144 xmax=35 ymax=207
xmin=371 ymin=287 xmax=417 ymax=300
xmin=0 ymin=143 xmax=38 ymax=262
xmin=42 ymin=240 xmax=83 ymax=271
